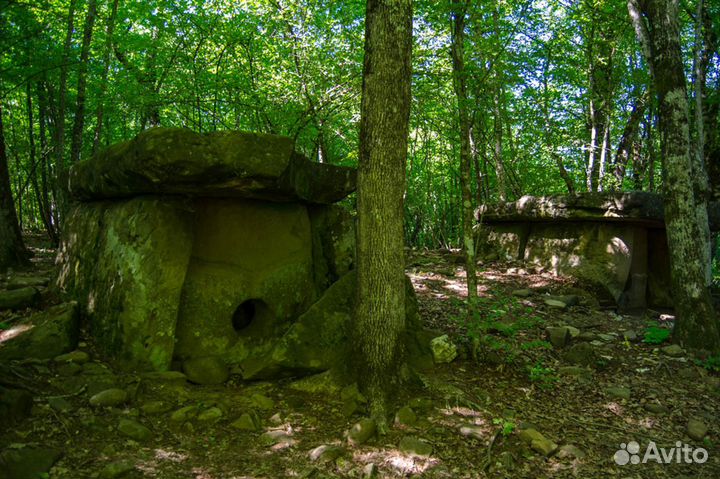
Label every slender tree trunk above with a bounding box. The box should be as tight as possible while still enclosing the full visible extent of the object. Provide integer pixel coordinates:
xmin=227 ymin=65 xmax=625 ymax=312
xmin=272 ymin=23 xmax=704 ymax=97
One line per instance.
xmin=0 ymin=104 xmax=29 ymax=270
xmin=611 ymin=91 xmax=647 ymax=190
xmin=37 ymin=82 xmax=58 ymax=244
xmin=93 ymin=0 xmax=119 ymax=156
xmin=354 ymin=0 xmax=413 ymax=430
xmin=632 ymin=0 xmax=719 ymax=352
xmin=69 ymin=0 xmax=98 ymax=165
xmin=55 ymin=0 xmax=77 ymax=190
xmin=450 ymin=0 xmax=477 ymax=307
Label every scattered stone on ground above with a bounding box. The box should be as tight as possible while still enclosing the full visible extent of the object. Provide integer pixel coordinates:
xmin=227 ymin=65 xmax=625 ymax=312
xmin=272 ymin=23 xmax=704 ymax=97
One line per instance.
xmin=661 ymin=344 xmax=685 ymax=358
xmin=687 ymin=418 xmax=708 ymax=441
xmin=430 ymin=334 xmax=458 ymax=363
xmin=182 ymin=356 xmax=229 ymax=385
xmin=89 ymin=388 xmax=128 ymax=407
xmin=398 ymin=436 xmax=433 ymax=457
xmin=348 ymin=418 xmax=376 ymax=445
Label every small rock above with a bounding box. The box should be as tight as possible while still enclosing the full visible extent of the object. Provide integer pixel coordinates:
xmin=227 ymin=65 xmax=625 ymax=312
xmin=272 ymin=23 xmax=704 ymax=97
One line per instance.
xmin=562 ymin=342 xmax=597 ymax=367
xmin=517 ymin=428 xmax=545 ymax=444
xmin=140 ymin=401 xmax=172 ymax=415
xmin=260 ymin=430 xmax=294 ymax=447
xmin=0 ymin=287 xmax=39 ymax=310
xmin=117 ymin=418 xmax=152 ymax=441
xmin=622 ymin=330 xmax=638 ymax=342
xmin=544 ymin=299 xmax=567 ymax=309
xmin=459 ymin=425 xmax=485 ymax=440
xmin=598 ymin=333 xmax=615 ymax=342
xmin=6 ymin=276 xmax=49 ymax=290
xmin=678 ymin=367 xmax=699 ymax=379
xmin=687 ymin=418 xmax=708 ymax=441
xmin=556 ymin=444 xmax=585 ymax=459
xmin=565 ymin=326 xmax=580 ymax=338
xmin=531 ymin=438 xmax=558 ymax=456
xmin=362 ymin=463 xmax=378 ymax=479
xmin=54 ymin=350 xmax=90 ymax=364
xmin=309 ymin=444 xmax=344 ymax=463
xmin=348 ymin=418 xmax=376 ymax=445
xmin=0 ymin=447 xmax=62 ymax=479
xmin=576 ymin=332 xmax=597 ymax=342
xmin=231 ymin=412 xmax=261 ymax=431
xmin=398 ymin=436 xmax=432 ymax=457
xmin=47 ymin=397 xmax=72 ymax=413
xmin=250 ymin=393 xmax=275 ymax=410
xmin=269 ymin=412 xmax=283 ymax=425
xmin=430 ymin=335 xmax=457 ymax=364
xmin=170 ymin=405 xmax=199 ymax=423
xmin=394 ymin=406 xmax=417 ymax=426
xmin=182 ymin=356 xmax=229 ymax=385
xmin=605 ymin=387 xmax=631 ymax=400
xmin=546 ymin=327 xmax=571 ymax=349
xmin=197 ymin=407 xmax=223 ymax=423
xmin=644 ymin=403 xmax=670 ymax=414
xmin=99 ymin=460 xmax=135 ymax=479
xmin=89 ymin=388 xmax=128 ymax=407
xmin=661 ymin=344 xmax=684 ymax=358
xmin=511 ymin=289 xmax=531 ymax=298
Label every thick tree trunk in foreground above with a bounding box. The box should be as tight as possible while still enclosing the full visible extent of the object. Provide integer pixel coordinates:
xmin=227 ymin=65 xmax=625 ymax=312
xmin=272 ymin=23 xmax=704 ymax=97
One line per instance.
xmin=631 ymin=0 xmax=719 ymax=352
xmin=354 ymin=0 xmax=412 ymax=428
xmin=450 ymin=0 xmax=477 ymax=306
xmin=0 ymin=105 xmax=28 ymax=270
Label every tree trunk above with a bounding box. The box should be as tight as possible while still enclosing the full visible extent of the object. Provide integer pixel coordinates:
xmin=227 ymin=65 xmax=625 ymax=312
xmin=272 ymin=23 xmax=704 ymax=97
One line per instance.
xmin=450 ymin=0 xmax=477 ymax=306
xmin=354 ymin=0 xmax=412 ymax=429
xmin=93 ymin=0 xmax=119 ymax=155
xmin=0 ymin=104 xmax=28 ymax=270
xmin=55 ymin=0 xmax=77 ymax=196
xmin=69 ymin=0 xmax=98 ymax=165
xmin=632 ymin=0 xmax=719 ymax=353
xmin=610 ymin=91 xmax=647 ymax=190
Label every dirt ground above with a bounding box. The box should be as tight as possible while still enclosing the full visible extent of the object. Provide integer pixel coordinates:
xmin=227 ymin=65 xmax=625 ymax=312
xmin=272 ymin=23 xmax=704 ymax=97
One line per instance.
xmin=1 ymin=238 xmax=719 ymax=478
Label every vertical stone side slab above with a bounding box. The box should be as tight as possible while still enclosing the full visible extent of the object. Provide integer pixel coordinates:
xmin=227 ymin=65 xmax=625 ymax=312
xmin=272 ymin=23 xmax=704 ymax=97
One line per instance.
xmin=56 ymin=198 xmax=194 ymax=371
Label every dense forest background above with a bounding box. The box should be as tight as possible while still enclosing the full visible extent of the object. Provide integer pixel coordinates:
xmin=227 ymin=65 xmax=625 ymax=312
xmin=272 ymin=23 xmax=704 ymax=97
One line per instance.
xmin=1 ymin=0 xmax=719 ymax=248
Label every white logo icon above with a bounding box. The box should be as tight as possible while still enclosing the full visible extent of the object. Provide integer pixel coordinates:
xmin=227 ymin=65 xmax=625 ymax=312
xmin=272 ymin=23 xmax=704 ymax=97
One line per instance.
xmin=614 ymin=441 xmax=708 ymax=465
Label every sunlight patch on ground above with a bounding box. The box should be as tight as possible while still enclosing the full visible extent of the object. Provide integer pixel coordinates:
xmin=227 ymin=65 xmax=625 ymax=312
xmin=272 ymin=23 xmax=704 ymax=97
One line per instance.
xmin=154 ymin=448 xmax=188 ymax=462
xmin=0 ymin=323 xmax=32 ymax=343
xmin=604 ymin=402 xmax=624 ymax=416
xmin=353 ymin=449 xmax=439 ymax=475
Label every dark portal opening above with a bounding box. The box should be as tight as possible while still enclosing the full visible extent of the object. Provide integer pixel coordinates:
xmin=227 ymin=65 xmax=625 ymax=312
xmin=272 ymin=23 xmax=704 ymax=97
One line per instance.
xmin=232 ymin=300 xmax=258 ymax=332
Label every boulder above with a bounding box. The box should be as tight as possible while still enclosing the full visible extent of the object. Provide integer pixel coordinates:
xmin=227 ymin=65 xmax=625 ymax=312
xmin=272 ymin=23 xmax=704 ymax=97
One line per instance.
xmin=0 ymin=302 xmax=79 ymax=361
xmin=0 ymin=287 xmax=39 ymax=311
xmin=0 ymin=447 xmax=62 ymax=479
xmin=68 ymin=128 xmax=356 ymax=204
xmin=0 ymin=387 xmax=32 ymax=431
xmin=240 ymin=272 xmax=432 ymax=379
xmin=398 ymin=436 xmax=433 ymax=457
xmin=182 ymin=356 xmax=229 ymax=385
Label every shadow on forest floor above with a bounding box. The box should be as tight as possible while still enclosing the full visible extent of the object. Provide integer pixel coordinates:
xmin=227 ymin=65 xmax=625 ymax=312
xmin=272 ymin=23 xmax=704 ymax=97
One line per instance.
xmin=1 ymin=238 xmax=719 ymax=478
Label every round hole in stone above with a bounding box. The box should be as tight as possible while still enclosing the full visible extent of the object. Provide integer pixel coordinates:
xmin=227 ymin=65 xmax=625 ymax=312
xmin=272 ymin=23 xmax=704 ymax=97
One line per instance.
xmin=232 ymin=300 xmax=258 ymax=332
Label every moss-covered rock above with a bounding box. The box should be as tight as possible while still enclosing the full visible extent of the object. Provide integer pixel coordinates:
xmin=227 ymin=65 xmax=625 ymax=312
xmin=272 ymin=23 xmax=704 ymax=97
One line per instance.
xmin=0 ymin=302 xmax=79 ymax=361
xmin=56 ymin=198 xmax=194 ymax=371
xmin=68 ymin=127 xmax=356 ymax=204
xmin=241 ymin=271 xmax=433 ymax=380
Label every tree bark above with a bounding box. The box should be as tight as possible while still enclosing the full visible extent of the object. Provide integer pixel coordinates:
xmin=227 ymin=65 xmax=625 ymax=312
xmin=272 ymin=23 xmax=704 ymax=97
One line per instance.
xmin=632 ymin=0 xmax=719 ymax=353
xmin=609 ymin=91 xmax=647 ymax=190
xmin=0 ymin=104 xmax=29 ymax=270
xmin=55 ymin=0 xmax=77 ymax=197
xmin=354 ymin=0 xmax=412 ymax=429
xmin=69 ymin=0 xmax=98 ymax=165
xmin=450 ymin=0 xmax=477 ymax=306
xmin=93 ymin=0 xmax=119 ymax=155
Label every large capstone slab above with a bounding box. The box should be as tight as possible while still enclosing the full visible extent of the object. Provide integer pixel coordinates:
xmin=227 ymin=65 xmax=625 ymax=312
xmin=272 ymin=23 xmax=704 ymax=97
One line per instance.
xmin=56 ymin=128 xmax=432 ymax=376
xmin=477 ymin=192 xmax=720 ymax=311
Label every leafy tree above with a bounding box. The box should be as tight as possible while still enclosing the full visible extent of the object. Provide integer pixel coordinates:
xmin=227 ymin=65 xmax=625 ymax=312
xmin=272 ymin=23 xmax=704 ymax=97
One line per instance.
xmin=354 ymin=0 xmax=413 ymax=429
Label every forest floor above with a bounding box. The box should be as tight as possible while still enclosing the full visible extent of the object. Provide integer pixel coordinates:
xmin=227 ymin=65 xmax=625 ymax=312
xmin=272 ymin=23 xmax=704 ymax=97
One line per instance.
xmin=1 ymin=237 xmax=719 ymax=479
